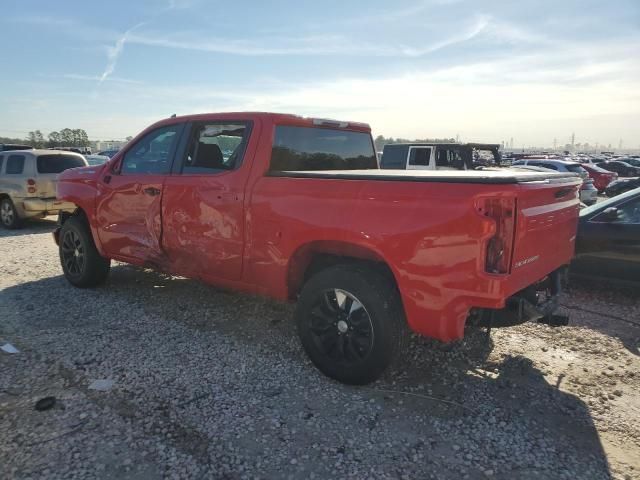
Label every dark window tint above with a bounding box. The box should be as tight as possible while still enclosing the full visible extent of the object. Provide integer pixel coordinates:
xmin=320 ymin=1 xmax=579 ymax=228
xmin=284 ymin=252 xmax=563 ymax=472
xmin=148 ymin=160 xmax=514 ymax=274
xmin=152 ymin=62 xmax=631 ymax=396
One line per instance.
xmin=183 ymin=123 xmax=249 ymax=173
xmin=122 ymin=125 xmax=181 ymax=174
xmin=436 ymin=148 xmax=464 ymax=168
xmin=0 ymin=155 xmax=4 ymax=172
xmin=270 ymin=126 xmax=376 ymax=171
xmin=531 ymin=162 xmax=558 ymax=170
xmin=408 ymin=148 xmax=431 ymax=166
xmin=6 ymin=155 xmax=25 ymax=174
xmin=37 ymin=154 xmax=86 ymax=173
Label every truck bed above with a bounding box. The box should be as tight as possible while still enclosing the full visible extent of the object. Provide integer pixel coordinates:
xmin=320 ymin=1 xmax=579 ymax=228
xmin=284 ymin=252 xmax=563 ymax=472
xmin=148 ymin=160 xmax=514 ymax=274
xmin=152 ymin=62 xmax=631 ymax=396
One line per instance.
xmin=268 ymin=169 xmax=578 ymax=184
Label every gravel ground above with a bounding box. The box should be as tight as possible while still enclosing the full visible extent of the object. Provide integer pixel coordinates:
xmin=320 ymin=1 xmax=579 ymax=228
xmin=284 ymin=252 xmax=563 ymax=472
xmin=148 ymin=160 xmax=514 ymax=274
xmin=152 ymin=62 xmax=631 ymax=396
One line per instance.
xmin=1 ymin=219 xmax=638 ymax=480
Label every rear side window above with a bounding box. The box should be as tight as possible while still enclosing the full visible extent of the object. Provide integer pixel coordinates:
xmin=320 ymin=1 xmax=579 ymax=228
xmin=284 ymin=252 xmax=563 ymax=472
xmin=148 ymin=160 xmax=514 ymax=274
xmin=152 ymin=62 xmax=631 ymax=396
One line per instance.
xmin=0 ymin=155 xmax=4 ymax=173
xmin=270 ymin=126 xmax=377 ymax=171
xmin=408 ymin=148 xmax=431 ymax=166
xmin=531 ymin=162 xmax=558 ymax=170
xmin=6 ymin=155 xmax=25 ymax=174
xmin=566 ymin=164 xmax=587 ymax=175
xmin=37 ymin=154 xmax=86 ymax=174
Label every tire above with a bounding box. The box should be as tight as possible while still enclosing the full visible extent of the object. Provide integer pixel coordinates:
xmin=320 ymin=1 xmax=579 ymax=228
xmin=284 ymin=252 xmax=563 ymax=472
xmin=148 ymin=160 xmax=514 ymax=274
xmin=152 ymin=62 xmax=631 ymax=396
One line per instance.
xmin=59 ymin=216 xmax=110 ymax=287
xmin=0 ymin=198 xmax=21 ymax=229
xmin=295 ymin=264 xmax=406 ymax=385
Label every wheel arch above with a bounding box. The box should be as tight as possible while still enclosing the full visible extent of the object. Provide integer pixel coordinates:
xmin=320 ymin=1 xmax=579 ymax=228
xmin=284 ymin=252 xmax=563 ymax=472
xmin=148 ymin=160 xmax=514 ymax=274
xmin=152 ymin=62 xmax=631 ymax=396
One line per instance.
xmin=286 ymin=240 xmax=400 ymax=301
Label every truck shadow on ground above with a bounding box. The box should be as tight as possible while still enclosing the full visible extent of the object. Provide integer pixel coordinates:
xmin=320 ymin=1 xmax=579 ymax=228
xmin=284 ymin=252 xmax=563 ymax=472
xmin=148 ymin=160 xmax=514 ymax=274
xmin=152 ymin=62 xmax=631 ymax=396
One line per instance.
xmin=0 ymin=217 xmax=56 ymax=238
xmin=1 ymin=264 xmax=615 ymax=478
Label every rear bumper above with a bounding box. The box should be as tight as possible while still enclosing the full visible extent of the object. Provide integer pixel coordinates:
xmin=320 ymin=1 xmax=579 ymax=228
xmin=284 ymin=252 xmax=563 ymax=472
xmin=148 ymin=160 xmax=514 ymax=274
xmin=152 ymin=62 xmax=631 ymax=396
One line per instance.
xmin=470 ymin=268 xmax=564 ymax=328
xmin=22 ymin=198 xmax=77 ymax=213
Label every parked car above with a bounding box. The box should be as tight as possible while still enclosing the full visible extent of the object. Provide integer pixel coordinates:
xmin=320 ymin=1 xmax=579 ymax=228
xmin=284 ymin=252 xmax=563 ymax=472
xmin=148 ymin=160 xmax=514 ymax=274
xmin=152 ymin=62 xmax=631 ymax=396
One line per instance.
xmin=379 ymin=142 xmax=501 ymax=170
xmin=54 ymin=112 xmax=581 ymax=384
xmin=97 ymin=149 xmax=120 ymax=159
xmin=0 ymin=144 xmax=34 ymax=152
xmin=599 ymin=161 xmax=640 ymax=177
xmin=511 ymin=159 xmax=596 ymax=205
xmin=618 ymin=157 xmax=640 ymax=168
xmin=572 ymin=187 xmax=640 ymax=284
xmin=0 ymin=149 xmax=87 ymax=228
xmin=84 ymin=154 xmax=110 ymax=166
xmin=605 ymin=177 xmax=640 ymax=197
xmin=54 ymin=146 xmax=92 ymax=155
xmin=581 ymin=163 xmax=618 ymax=192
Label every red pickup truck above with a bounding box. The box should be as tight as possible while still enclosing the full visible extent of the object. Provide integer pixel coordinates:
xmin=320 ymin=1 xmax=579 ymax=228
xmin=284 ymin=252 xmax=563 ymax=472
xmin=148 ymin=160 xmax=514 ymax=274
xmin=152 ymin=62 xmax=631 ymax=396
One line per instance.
xmin=55 ymin=112 xmax=581 ymax=384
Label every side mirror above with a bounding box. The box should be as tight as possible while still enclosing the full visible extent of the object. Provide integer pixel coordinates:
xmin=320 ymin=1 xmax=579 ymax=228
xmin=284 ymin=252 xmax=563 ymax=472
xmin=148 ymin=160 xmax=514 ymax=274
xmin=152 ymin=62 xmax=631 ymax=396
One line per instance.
xmin=601 ymin=207 xmax=620 ymax=222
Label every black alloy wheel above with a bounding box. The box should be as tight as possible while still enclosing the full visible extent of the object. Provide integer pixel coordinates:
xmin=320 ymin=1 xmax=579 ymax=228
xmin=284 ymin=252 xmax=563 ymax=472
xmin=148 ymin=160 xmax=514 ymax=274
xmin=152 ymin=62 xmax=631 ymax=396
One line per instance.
xmin=60 ymin=229 xmax=85 ymax=277
xmin=309 ymin=288 xmax=374 ymax=364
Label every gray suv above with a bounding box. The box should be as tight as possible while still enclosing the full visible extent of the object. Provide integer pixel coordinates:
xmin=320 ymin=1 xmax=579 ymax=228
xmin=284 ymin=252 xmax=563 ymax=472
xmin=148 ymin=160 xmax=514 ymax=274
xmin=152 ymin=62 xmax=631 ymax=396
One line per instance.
xmin=0 ymin=150 xmax=87 ymax=228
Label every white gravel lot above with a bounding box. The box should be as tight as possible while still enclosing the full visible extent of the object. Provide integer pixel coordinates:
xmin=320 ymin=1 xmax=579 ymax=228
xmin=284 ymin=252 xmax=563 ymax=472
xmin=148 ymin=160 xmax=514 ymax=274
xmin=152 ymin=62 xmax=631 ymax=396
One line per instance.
xmin=1 ymin=218 xmax=639 ymax=480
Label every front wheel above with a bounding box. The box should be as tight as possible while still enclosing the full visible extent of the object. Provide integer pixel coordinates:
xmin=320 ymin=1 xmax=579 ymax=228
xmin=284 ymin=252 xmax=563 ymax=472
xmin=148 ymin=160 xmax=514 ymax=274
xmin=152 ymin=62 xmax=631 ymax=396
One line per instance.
xmin=295 ymin=265 xmax=406 ymax=385
xmin=59 ymin=216 xmax=111 ymax=287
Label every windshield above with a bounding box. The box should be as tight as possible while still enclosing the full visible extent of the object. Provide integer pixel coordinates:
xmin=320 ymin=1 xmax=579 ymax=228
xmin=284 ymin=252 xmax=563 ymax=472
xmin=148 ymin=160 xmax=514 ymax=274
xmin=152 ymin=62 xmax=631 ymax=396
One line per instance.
xmin=36 ymin=154 xmax=86 ymax=173
xmin=580 ymin=187 xmax=640 ymax=217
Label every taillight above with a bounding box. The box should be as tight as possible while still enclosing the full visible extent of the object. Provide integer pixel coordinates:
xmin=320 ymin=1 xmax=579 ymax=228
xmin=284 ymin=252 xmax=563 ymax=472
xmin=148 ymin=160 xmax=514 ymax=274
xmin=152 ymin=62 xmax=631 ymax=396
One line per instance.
xmin=477 ymin=197 xmax=517 ymax=274
xmin=27 ymin=178 xmax=36 ymax=185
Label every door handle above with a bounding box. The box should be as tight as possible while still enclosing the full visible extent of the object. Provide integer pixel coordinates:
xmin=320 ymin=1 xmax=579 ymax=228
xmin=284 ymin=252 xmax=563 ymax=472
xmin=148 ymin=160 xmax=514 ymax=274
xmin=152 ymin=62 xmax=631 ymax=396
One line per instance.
xmin=143 ymin=187 xmax=161 ymax=196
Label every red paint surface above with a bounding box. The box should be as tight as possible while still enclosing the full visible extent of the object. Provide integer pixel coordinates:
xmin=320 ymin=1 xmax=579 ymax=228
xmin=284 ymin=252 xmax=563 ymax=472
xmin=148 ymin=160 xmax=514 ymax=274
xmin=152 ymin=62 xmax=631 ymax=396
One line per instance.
xmin=57 ymin=112 xmax=581 ymax=342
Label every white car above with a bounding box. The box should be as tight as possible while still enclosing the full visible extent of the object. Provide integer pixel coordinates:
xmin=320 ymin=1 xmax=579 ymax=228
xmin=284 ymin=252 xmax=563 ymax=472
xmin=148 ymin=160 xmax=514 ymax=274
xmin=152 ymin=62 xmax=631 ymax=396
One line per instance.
xmin=0 ymin=149 xmax=87 ymax=228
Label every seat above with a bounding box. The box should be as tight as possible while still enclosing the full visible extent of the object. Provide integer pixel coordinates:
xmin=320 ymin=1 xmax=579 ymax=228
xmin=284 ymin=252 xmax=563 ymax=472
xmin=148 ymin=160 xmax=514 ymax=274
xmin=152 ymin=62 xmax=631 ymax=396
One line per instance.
xmin=194 ymin=143 xmax=224 ymax=169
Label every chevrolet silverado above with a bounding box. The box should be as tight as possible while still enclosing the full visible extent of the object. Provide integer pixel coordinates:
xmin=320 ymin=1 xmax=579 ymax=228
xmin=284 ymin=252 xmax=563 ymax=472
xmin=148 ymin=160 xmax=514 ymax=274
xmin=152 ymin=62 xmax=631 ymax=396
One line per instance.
xmin=54 ymin=112 xmax=581 ymax=384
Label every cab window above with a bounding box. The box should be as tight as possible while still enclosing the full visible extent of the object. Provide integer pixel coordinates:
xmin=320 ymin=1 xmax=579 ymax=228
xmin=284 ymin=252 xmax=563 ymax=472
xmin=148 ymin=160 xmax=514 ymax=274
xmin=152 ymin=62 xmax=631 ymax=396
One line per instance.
xmin=121 ymin=125 xmax=181 ymax=174
xmin=182 ymin=123 xmax=250 ymax=173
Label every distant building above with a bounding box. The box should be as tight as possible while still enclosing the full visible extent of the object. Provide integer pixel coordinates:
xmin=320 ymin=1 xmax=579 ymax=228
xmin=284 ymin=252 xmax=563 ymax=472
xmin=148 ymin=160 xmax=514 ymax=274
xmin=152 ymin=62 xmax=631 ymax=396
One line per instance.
xmin=95 ymin=140 xmax=128 ymax=152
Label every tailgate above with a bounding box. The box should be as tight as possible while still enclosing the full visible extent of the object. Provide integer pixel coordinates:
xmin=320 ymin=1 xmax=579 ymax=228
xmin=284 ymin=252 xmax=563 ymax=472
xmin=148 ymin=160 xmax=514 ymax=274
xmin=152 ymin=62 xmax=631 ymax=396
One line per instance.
xmin=508 ymin=177 xmax=581 ymax=292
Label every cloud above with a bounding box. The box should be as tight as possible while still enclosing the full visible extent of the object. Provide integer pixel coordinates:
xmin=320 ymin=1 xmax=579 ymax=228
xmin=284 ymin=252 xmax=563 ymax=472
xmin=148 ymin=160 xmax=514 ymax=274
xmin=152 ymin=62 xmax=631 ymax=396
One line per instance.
xmin=61 ymin=74 xmax=143 ymax=85
xmin=99 ymin=22 xmax=146 ymax=83
xmin=7 ymin=14 xmax=76 ymax=27
xmin=126 ymin=18 xmax=490 ymax=58
xmin=398 ymin=14 xmax=491 ymax=56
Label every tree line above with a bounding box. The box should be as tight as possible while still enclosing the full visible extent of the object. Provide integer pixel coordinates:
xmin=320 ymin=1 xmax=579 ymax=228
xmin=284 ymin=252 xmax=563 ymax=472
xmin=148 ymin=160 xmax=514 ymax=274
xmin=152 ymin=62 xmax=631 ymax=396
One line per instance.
xmin=0 ymin=129 xmax=93 ymax=148
xmin=374 ymin=135 xmax=456 ymax=151
xmin=26 ymin=129 xmax=91 ymax=148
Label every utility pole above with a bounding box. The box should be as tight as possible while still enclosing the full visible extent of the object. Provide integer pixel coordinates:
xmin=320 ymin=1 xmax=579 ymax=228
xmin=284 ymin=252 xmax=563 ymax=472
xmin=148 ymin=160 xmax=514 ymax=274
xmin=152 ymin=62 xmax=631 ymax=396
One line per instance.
xmin=553 ymin=138 xmax=557 ymax=150
xmin=571 ymin=132 xmax=575 ymax=150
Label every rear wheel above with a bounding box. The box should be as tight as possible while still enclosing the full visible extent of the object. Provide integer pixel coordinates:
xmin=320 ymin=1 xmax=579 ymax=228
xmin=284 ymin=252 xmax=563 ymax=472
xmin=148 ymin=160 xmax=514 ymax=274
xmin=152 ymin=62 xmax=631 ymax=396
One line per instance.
xmin=0 ymin=198 xmax=21 ymax=229
xmin=295 ymin=265 xmax=406 ymax=385
xmin=59 ymin=216 xmax=110 ymax=287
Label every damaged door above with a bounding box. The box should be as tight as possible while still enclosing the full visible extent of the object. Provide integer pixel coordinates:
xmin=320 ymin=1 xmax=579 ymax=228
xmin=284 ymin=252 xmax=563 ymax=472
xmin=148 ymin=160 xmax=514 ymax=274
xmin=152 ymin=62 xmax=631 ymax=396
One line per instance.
xmin=96 ymin=124 xmax=184 ymax=264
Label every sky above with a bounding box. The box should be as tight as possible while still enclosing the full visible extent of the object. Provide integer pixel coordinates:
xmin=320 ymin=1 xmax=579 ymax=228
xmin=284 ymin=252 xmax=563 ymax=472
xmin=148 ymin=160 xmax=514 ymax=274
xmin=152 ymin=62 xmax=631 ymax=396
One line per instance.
xmin=1 ymin=0 xmax=639 ymax=148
